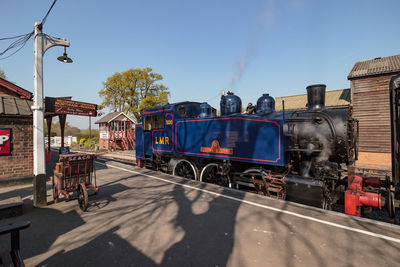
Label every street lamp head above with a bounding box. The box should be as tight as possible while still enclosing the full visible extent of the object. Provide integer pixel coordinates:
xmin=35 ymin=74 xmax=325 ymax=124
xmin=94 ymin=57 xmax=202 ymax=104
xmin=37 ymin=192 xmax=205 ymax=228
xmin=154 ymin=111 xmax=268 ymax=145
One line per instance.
xmin=57 ymin=47 xmax=73 ymax=63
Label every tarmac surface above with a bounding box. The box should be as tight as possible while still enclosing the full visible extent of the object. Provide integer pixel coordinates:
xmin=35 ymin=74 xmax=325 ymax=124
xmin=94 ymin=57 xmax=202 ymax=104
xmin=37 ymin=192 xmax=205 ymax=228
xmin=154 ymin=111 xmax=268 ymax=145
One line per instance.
xmin=0 ymin=154 xmax=400 ymax=266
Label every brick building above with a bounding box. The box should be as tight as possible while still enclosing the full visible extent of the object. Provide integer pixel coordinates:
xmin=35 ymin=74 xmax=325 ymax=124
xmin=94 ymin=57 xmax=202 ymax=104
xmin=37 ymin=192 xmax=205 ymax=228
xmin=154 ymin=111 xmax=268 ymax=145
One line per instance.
xmin=348 ymin=54 xmax=400 ymax=171
xmin=0 ymin=77 xmax=34 ymax=184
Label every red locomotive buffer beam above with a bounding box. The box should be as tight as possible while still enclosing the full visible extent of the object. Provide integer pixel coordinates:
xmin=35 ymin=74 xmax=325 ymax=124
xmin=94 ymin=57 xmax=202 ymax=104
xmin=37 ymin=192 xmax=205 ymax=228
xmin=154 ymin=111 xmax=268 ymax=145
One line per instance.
xmin=345 ymin=175 xmax=383 ymax=216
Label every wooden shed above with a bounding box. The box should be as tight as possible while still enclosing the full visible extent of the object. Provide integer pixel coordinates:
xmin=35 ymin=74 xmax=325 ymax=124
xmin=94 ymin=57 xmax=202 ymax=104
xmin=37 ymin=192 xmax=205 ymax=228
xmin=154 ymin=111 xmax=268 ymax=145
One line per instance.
xmin=348 ymin=54 xmax=400 ymax=170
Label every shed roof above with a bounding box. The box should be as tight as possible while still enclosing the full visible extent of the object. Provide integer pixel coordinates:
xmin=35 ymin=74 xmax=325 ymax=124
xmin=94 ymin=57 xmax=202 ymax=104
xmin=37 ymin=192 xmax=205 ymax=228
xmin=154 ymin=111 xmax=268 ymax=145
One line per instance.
xmin=275 ymin=88 xmax=351 ymax=111
xmin=348 ymin=54 xmax=400 ymax=79
xmin=0 ymin=96 xmax=33 ymax=116
xmin=0 ymin=77 xmax=32 ymax=99
xmin=95 ymin=112 xmax=135 ymax=124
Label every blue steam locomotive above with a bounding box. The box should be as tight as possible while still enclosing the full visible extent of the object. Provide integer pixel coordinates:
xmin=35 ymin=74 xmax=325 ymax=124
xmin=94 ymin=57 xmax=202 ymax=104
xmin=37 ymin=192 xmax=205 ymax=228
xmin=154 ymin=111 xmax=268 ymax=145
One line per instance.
xmin=135 ymin=84 xmax=359 ymax=208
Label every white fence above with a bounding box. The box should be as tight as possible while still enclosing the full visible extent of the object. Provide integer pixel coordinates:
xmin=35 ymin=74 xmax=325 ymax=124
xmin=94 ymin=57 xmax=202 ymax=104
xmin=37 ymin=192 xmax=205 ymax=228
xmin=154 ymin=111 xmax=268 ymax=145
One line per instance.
xmin=45 ymin=136 xmax=77 ymax=147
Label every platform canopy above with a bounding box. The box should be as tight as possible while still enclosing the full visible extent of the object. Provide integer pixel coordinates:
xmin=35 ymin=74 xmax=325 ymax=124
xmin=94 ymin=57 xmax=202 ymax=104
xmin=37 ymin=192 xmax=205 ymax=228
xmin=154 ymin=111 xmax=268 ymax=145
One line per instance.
xmin=44 ymin=97 xmax=98 ymax=150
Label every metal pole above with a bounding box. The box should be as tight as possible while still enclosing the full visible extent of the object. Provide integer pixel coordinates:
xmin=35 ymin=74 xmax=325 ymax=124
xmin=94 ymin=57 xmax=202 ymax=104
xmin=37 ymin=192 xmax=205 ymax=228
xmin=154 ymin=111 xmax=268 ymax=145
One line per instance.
xmin=89 ymin=117 xmax=91 ymax=138
xmin=32 ymin=22 xmax=70 ymax=207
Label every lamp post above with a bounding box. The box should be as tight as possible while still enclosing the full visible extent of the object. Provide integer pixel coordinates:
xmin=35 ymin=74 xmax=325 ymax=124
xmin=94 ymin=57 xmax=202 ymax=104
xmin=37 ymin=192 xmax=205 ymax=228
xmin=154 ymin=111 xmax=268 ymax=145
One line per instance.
xmin=33 ymin=22 xmax=72 ymax=207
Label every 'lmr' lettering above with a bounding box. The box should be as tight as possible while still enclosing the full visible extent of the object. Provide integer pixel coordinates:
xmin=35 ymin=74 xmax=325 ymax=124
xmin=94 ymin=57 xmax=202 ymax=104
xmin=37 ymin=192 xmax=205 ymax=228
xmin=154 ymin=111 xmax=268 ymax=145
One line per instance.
xmin=155 ymin=136 xmax=169 ymax=145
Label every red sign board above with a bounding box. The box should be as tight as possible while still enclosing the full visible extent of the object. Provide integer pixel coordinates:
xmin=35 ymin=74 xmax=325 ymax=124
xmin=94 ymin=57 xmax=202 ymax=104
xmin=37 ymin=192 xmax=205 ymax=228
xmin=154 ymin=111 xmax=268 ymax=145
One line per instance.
xmin=0 ymin=128 xmax=12 ymax=156
xmin=54 ymin=106 xmax=96 ymax=116
xmin=45 ymin=97 xmax=97 ymax=117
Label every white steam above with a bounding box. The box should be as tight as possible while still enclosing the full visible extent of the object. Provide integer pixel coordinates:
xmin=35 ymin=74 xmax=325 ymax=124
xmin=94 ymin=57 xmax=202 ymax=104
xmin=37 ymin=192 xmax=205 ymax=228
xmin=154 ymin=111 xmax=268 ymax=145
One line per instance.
xmin=296 ymin=121 xmax=334 ymax=162
xmin=229 ymin=4 xmax=274 ymax=89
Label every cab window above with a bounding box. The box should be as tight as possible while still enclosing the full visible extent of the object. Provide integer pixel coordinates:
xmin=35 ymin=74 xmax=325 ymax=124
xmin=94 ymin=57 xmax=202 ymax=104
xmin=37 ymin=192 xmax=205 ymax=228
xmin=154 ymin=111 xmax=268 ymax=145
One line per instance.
xmin=178 ymin=105 xmax=186 ymax=117
xmin=151 ymin=114 xmax=165 ymax=129
xmin=157 ymin=114 xmax=165 ymax=129
xmin=144 ymin=117 xmax=152 ymax=131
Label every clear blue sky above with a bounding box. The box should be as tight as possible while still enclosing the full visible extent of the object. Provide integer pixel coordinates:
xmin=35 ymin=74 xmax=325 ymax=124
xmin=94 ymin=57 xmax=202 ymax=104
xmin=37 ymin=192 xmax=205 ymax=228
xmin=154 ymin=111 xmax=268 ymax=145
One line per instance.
xmin=1 ymin=0 xmax=400 ymax=129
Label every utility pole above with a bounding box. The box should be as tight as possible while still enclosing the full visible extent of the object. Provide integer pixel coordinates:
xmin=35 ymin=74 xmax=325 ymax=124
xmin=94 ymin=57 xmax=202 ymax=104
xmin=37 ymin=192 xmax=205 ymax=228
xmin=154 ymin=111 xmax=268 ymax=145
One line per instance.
xmin=33 ymin=22 xmax=70 ymax=207
xmin=89 ymin=116 xmax=92 ymax=138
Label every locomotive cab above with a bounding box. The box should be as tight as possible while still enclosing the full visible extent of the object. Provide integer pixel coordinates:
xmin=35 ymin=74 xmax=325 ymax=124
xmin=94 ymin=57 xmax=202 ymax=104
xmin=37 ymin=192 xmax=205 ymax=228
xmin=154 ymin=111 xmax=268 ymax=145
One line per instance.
xmin=136 ymin=102 xmax=207 ymax=164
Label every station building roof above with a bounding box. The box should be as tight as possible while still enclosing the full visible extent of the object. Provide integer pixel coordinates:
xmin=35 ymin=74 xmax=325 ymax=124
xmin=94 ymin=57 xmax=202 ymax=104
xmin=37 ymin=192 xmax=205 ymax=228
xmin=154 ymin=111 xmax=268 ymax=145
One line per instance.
xmin=95 ymin=112 xmax=135 ymax=124
xmin=0 ymin=77 xmax=33 ymax=117
xmin=0 ymin=77 xmax=32 ymax=99
xmin=0 ymin=96 xmax=33 ymax=117
xmin=275 ymin=88 xmax=351 ymax=111
xmin=348 ymin=54 xmax=400 ymax=80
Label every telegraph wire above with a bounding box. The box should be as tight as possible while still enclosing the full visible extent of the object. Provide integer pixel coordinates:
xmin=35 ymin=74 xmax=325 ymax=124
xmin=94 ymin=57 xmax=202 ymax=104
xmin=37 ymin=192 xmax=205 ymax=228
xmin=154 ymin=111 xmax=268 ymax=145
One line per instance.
xmin=0 ymin=0 xmax=58 ymax=60
xmin=41 ymin=0 xmax=58 ymax=26
xmin=0 ymin=37 xmax=33 ymax=60
xmin=0 ymin=32 xmax=33 ymax=57
xmin=0 ymin=34 xmax=29 ymax=41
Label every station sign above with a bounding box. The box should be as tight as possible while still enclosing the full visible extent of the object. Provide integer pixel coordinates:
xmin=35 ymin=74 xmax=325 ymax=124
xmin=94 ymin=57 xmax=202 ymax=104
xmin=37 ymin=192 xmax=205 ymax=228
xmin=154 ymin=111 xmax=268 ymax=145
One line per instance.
xmin=45 ymin=97 xmax=97 ymax=117
xmin=0 ymin=128 xmax=12 ymax=156
xmin=99 ymin=131 xmax=109 ymax=139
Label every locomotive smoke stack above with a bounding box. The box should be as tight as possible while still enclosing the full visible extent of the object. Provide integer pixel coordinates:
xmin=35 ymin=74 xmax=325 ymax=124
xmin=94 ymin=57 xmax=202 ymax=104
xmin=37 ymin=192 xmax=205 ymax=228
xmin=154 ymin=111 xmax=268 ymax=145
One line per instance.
xmin=306 ymin=84 xmax=326 ymax=110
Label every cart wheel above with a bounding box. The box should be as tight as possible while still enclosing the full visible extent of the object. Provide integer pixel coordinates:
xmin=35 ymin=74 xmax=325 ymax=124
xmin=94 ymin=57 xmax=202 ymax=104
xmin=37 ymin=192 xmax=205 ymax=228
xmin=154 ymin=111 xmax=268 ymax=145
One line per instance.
xmin=53 ymin=185 xmax=58 ymax=204
xmin=77 ymin=183 xmax=89 ymax=211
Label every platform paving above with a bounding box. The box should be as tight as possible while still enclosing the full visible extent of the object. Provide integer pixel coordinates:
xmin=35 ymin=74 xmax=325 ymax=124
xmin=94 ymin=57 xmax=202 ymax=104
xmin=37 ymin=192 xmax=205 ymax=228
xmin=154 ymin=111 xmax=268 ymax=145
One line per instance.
xmin=0 ymin=157 xmax=399 ymax=266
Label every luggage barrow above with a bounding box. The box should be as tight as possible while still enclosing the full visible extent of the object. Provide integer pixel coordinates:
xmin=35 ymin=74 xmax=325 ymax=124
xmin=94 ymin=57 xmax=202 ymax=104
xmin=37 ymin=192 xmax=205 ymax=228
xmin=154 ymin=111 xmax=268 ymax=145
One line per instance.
xmin=51 ymin=153 xmax=99 ymax=211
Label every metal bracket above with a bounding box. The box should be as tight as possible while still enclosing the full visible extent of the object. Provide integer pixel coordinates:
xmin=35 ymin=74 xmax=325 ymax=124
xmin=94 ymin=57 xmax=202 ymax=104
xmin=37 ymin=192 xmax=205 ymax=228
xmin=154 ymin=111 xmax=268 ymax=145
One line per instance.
xmin=43 ymin=34 xmax=70 ymax=54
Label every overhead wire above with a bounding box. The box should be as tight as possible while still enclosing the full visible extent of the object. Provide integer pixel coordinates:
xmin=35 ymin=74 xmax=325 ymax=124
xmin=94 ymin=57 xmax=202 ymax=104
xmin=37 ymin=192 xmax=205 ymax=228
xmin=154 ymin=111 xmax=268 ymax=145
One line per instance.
xmin=41 ymin=0 xmax=58 ymax=26
xmin=0 ymin=33 xmax=34 ymax=60
xmin=0 ymin=32 xmax=34 ymax=57
xmin=0 ymin=0 xmax=58 ymax=60
xmin=0 ymin=34 xmax=30 ymax=41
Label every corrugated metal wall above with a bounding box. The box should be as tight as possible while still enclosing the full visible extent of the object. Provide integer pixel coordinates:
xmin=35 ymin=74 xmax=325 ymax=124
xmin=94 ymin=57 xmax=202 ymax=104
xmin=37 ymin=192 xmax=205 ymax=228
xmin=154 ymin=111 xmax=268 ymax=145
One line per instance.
xmin=351 ymin=74 xmax=395 ymax=153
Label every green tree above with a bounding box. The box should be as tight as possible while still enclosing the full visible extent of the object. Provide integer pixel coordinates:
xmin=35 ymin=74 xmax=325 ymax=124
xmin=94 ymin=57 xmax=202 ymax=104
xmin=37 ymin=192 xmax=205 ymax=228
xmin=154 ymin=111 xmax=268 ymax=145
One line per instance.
xmin=45 ymin=121 xmax=81 ymax=136
xmin=0 ymin=69 xmax=7 ymax=79
xmin=99 ymin=68 xmax=169 ymax=122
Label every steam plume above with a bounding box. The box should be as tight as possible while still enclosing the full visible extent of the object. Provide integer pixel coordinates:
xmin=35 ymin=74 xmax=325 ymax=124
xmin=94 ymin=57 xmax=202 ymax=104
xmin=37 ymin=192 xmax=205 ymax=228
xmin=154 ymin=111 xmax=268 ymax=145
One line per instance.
xmin=229 ymin=4 xmax=274 ymax=88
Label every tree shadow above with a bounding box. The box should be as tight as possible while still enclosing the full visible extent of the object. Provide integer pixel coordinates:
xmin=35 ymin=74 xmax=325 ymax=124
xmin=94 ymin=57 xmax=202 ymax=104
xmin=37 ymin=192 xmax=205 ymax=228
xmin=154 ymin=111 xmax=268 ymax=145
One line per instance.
xmin=37 ymin=226 xmax=157 ymax=267
xmin=0 ymin=207 xmax=86 ymax=262
xmin=159 ymin=182 xmax=243 ymax=266
xmin=3 ymin=155 xmax=246 ymax=267
xmin=30 ymin=178 xmax=242 ymax=266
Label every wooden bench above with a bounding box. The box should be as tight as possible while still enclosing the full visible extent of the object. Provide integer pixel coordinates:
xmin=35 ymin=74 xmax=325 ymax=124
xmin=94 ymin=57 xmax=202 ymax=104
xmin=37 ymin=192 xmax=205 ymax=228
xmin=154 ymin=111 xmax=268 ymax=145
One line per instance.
xmin=0 ymin=221 xmax=30 ymax=267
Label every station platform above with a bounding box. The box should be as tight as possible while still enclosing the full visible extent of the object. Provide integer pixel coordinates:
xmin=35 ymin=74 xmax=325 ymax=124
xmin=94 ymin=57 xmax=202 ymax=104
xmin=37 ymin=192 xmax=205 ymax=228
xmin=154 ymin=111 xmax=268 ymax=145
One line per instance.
xmin=0 ymin=157 xmax=399 ymax=266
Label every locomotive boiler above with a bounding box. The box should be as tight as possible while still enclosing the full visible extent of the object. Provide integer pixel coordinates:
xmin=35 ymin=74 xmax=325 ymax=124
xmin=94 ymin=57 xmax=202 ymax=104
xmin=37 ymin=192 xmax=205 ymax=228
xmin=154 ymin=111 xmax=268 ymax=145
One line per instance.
xmin=135 ymin=81 xmax=400 ymax=217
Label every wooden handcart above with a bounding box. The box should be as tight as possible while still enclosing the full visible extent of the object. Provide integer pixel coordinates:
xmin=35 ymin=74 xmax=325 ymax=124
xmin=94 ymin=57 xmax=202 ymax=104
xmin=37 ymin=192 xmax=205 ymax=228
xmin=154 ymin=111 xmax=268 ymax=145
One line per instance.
xmin=51 ymin=153 xmax=99 ymax=211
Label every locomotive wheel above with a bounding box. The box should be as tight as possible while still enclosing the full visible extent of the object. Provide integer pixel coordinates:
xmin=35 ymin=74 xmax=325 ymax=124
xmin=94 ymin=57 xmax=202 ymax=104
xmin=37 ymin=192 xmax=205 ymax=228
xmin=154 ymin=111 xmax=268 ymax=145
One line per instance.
xmin=200 ymin=163 xmax=231 ymax=187
xmin=387 ymin=189 xmax=395 ymax=218
xmin=77 ymin=183 xmax=89 ymax=212
xmin=173 ymin=159 xmax=198 ymax=180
